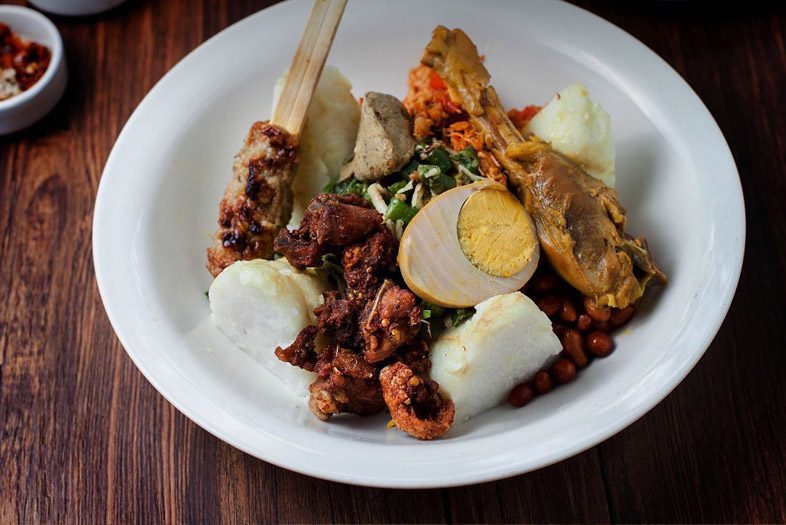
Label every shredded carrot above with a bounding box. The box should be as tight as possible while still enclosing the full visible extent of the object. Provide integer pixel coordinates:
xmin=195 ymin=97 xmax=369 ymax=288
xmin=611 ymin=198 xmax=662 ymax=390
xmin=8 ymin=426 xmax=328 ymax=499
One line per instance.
xmin=403 ymin=64 xmax=537 ymax=187
xmin=403 ymin=65 xmax=462 ymax=140
xmin=446 ymin=120 xmax=483 ymax=151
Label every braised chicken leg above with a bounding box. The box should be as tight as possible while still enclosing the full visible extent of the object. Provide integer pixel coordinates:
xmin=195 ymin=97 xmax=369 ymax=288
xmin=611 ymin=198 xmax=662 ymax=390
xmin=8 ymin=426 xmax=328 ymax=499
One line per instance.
xmin=421 ymin=26 xmax=666 ymax=308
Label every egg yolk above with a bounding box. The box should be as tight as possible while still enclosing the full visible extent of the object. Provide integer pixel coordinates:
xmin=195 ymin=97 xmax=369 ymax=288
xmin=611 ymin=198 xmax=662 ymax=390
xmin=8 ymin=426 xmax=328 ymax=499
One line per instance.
xmin=457 ymin=188 xmax=537 ymax=277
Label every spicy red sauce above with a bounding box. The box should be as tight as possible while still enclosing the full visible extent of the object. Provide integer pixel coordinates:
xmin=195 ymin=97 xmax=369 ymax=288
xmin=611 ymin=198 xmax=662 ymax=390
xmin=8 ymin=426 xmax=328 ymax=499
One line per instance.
xmin=0 ymin=22 xmax=51 ymax=100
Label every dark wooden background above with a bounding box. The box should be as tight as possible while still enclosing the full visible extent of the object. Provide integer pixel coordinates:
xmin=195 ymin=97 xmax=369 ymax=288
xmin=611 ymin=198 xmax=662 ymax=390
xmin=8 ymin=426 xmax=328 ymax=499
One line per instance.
xmin=1 ymin=0 xmax=784 ymax=522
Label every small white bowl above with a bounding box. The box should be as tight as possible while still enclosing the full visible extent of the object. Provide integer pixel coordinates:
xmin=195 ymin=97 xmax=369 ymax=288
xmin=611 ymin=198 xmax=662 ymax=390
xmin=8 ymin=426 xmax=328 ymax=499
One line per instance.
xmin=0 ymin=6 xmax=67 ymax=135
xmin=28 ymin=0 xmax=127 ymax=17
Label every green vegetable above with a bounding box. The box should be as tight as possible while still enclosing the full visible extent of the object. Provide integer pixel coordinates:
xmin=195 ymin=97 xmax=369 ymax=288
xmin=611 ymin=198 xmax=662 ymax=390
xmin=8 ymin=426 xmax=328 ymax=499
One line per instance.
xmin=384 ymin=197 xmax=418 ymax=224
xmin=420 ymin=302 xmax=473 ymax=327
xmin=422 ymin=301 xmax=445 ymax=320
xmin=450 ymin=307 xmax=475 ymax=327
xmin=323 ymin=176 xmax=338 ymax=193
xmin=324 ymin=176 xmax=369 ymax=199
xmin=424 ymin=148 xmax=453 ymax=174
xmin=452 ymin=146 xmax=480 ymax=175
xmin=427 ymin=173 xmax=457 ymax=195
xmin=417 ymin=164 xmax=442 ymax=179
xmin=388 ymin=179 xmax=409 ymax=194
xmin=398 ymin=158 xmax=420 ymax=177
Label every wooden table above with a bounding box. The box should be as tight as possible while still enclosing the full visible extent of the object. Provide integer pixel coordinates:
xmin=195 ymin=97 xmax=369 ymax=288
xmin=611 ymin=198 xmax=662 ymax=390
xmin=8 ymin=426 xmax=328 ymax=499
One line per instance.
xmin=1 ymin=1 xmax=784 ymax=522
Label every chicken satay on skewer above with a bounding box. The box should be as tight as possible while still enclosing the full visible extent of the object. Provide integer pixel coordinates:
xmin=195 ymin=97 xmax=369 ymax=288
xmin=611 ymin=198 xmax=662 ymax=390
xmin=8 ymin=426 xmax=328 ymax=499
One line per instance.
xmin=207 ymin=0 xmax=347 ymax=276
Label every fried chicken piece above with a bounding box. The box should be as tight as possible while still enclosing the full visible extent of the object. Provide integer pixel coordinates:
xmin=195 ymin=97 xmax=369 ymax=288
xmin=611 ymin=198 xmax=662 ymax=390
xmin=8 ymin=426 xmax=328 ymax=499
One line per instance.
xmin=360 ymin=280 xmax=421 ymax=363
xmin=207 ymin=121 xmax=298 ymax=276
xmin=342 ymin=227 xmax=397 ymax=301
xmin=270 ymin=193 xmax=424 ymax=423
xmin=274 ymin=193 xmax=383 ymax=270
xmin=275 ymin=325 xmax=319 ymax=371
xmin=305 ymin=193 xmax=382 ymax=246
xmin=379 ymin=362 xmax=454 ymax=440
xmin=392 ymin=339 xmax=432 ymax=376
xmin=308 ymin=345 xmax=385 ymax=420
xmin=314 ymin=291 xmax=362 ymax=348
xmin=271 ymin=228 xmax=324 ymax=270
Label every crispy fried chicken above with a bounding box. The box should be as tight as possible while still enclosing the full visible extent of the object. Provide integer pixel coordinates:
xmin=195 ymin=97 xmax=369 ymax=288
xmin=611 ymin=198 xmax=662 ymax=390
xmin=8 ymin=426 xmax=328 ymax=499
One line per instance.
xmin=272 ymin=193 xmax=451 ymax=437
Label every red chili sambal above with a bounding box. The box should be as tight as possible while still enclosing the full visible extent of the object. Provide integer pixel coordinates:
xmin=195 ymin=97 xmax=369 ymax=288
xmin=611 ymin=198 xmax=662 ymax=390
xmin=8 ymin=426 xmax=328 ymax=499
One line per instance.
xmin=0 ymin=22 xmax=51 ymax=101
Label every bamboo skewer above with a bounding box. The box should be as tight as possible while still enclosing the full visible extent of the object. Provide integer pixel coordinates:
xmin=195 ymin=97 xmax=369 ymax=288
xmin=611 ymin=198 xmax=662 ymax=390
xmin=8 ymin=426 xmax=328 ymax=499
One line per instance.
xmin=270 ymin=0 xmax=348 ymax=137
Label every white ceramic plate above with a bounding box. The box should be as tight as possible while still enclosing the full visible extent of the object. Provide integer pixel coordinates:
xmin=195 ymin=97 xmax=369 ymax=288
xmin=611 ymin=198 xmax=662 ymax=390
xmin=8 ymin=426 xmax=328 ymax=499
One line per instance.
xmin=93 ymin=0 xmax=744 ymax=488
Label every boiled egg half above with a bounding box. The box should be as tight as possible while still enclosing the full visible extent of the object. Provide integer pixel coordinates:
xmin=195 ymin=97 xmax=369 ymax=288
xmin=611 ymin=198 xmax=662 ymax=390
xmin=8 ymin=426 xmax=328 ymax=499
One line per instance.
xmin=398 ymin=180 xmax=539 ymax=308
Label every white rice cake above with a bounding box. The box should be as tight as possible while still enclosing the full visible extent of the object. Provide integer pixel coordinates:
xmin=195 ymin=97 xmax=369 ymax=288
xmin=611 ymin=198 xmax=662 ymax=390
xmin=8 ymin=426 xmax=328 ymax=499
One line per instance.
xmin=209 ymin=258 xmax=328 ymax=392
xmin=526 ymin=83 xmax=616 ymax=187
xmin=429 ymin=292 xmax=561 ymax=424
xmin=272 ymin=66 xmax=360 ymax=226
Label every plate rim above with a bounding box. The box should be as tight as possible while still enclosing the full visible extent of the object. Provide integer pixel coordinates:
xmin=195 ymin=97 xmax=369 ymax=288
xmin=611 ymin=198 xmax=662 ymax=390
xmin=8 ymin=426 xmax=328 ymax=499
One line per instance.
xmin=93 ymin=0 xmax=746 ymax=488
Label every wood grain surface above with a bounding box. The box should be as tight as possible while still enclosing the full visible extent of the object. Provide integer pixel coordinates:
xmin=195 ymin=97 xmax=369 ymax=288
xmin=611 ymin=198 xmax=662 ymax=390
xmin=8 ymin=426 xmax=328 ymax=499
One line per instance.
xmin=1 ymin=1 xmax=784 ymax=523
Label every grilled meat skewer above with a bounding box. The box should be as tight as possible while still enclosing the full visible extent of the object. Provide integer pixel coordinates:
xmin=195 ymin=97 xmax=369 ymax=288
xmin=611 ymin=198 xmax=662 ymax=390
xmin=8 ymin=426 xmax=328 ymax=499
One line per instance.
xmin=207 ymin=0 xmax=347 ymax=276
xmin=207 ymin=122 xmax=298 ymax=276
